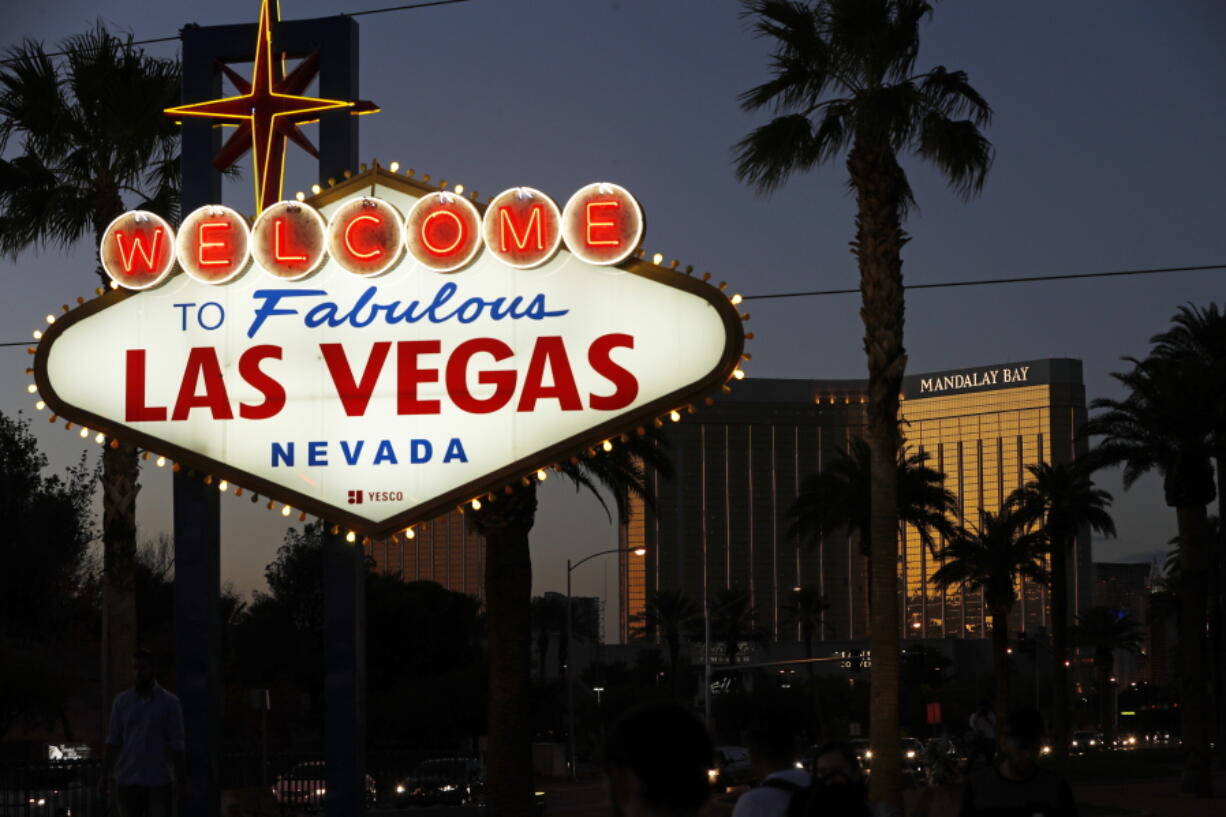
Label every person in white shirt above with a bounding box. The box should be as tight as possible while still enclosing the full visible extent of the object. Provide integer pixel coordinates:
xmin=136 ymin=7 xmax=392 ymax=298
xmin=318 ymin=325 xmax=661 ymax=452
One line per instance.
xmin=732 ymin=715 xmax=809 ymax=817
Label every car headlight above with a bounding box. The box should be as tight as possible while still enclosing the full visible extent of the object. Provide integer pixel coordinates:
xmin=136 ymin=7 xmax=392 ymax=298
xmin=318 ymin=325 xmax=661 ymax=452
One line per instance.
xmin=905 ymin=750 xmax=916 ymax=759
xmin=395 ymin=784 xmax=405 ymax=794
xmin=707 ymin=769 xmax=719 ymax=783
xmin=864 ymin=750 xmax=872 ymax=759
xmin=1041 ymin=745 xmax=1052 ymax=756
xmin=794 ymin=762 xmax=804 ymax=769
xmin=1071 ymin=741 xmax=1079 ymax=747
xmin=440 ymin=784 xmax=457 ymax=792
xmin=1088 ymin=740 xmax=1096 ymax=746
xmin=314 ymin=788 xmax=326 ymax=796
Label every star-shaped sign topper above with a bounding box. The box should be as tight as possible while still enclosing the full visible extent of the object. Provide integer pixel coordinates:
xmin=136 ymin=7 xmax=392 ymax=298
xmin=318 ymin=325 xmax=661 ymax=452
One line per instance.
xmin=165 ymin=0 xmax=379 ymax=211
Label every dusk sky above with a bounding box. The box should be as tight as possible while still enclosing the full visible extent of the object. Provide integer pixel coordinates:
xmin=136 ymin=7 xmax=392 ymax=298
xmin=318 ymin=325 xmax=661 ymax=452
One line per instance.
xmin=2 ymin=0 xmax=1224 ymax=635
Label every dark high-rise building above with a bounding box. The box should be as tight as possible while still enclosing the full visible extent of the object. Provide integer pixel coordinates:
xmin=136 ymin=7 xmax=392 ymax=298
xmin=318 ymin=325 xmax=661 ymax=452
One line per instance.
xmin=368 ymin=512 xmax=486 ymax=600
xmin=619 ymin=359 xmax=1090 ymax=644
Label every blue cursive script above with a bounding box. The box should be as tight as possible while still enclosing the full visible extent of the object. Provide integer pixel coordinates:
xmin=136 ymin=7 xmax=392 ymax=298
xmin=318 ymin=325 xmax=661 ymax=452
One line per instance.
xmin=245 ymin=283 xmax=569 ymax=339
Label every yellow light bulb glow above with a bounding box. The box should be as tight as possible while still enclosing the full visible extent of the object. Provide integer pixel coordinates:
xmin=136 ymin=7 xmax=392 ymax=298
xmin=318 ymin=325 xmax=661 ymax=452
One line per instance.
xmin=602 ymin=440 xmax=613 ymax=452
xmin=471 ymin=498 xmax=482 ymax=511
xmin=156 ymin=456 xmax=166 ymax=467
xmin=536 ymin=469 xmax=547 ymax=481
xmin=733 ymin=369 xmax=746 ymax=379
xmin=670 ymin=410 xmax=681 ymax=422
xmin=345 ymin=531 xmax=356 ymax=543
xmin=219 ymin=481 xmax=229 ymax=492
xmin=281 ymin=505 xmax=291 ymax=516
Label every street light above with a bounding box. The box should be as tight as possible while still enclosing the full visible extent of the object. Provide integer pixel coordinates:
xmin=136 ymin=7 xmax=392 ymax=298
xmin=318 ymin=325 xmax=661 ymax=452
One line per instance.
xmin=566 ymin=546 xmax=646 ymax=778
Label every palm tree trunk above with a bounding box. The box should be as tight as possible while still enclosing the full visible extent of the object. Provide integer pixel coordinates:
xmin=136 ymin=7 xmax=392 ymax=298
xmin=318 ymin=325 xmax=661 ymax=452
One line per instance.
xmin=1050 ymin=536 xmax=1070 ymax=759
xmin=991 ymin=606 xmax=1011 ymax=720
xmin=1176 ymin=504 xmax=1211 ymax=795
xmin=101 ymin=441 xmax=139 ymax=705
xmin=481 ymin=487 xmax=537 ymax=817
xmin=851 ymin=139 xmax=909 ymax=814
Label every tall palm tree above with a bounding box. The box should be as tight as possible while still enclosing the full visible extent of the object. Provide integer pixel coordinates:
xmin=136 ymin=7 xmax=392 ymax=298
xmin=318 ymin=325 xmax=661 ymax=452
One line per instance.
xmin=0 ymin=27 xmax=179 ymax=708
xmin=788 ymin=438 xmax=958 ymax=628
xmin=929 ymin=509 xmax=1047 ymax=718
xmin=1008 ymin=461 xmax=1115 ymax=759
xmin=1071 ymin=606 xmax=1140 ymax=746
xmin=705 ymin=586 xmax=770 ymax=667
xmin=782 ymin=586 xmax=828 ymax=677
xmin=471 ymin=433 xmax=672 ymax=817
xmin=1084 ymin=354 xmax=1216 ymax=795
xmin=1149 ymin=303 xmax=1226 ymax=761
xmin=735 ymin=3 xmax=992 ymax=801
xmin=630 ymin=588 xmax=701 ymax=696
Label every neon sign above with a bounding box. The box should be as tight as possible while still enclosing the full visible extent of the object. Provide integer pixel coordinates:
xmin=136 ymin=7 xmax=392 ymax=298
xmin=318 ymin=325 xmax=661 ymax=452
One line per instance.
xmin=33 ymin=167 xmax=747 ymax=537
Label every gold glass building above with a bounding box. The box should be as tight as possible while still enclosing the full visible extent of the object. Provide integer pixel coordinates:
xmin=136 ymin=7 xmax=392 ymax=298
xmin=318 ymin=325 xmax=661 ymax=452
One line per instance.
xmin=619 ymin=359 xmax=1089 ymax=644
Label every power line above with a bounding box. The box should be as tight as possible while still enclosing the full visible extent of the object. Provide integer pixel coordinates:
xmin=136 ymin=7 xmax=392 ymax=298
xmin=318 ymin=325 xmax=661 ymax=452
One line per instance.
xmin=4 ymin=261 xmax=1222 ymax=350
xmin=0 ymin=0 xmax=470 ymax=67
xmin=742 ymin=263 xmax=1226 ymax=301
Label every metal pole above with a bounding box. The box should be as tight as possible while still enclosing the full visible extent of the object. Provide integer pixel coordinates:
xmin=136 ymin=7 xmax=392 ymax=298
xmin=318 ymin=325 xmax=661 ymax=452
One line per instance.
xmin=704 ymin=603 xmax=712 ymax=729
xmin=566 ymin=561 xmax=575 ymax=779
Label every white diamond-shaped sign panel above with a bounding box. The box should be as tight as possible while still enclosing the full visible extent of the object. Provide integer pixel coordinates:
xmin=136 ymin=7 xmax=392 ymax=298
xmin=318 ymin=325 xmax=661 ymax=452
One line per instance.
xmin=35 ymin=170 xmax=744 ymax=536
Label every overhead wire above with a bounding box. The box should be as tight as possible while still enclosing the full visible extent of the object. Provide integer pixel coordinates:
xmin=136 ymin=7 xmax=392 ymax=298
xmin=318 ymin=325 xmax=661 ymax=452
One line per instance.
xmin=0 ymin=0 xmax=471 ymax=67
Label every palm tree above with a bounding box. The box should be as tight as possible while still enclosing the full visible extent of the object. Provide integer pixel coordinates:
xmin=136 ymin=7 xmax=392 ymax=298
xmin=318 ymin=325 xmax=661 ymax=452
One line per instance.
xmin=1083 ymin=355 xmax=1216 ymax=795
xmin=630 ymin=588 xmax=701 ymax=696
xmin=0 ymin=27 xmax=179 ymax=708
xmin=1149 ymin=303 xmax=1226 ymax=761
xmin=1071 ymin=607 xmax=1140 ymax=746
xmin=929 ymin=509 xmax=1047 ymax=718
xmin=788 ymin=438 xmax=958 ymax=628
xmin=782 ymin=586 xmax=828 ymax=677
xmin=1008 ymin=461 xmax=1115 ymax=758
xmin=705 ymin=586 xmax=770 ymax=667
xmin=735 ymin=3 xmax=992 ymax=801
xmin=471 ymin=433 xmax=672 ymax=817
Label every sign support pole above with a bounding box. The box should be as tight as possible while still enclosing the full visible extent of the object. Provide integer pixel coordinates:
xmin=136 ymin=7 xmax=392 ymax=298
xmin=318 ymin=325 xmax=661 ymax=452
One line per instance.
xmin=175 ymin=25 xmax=224 ymax=817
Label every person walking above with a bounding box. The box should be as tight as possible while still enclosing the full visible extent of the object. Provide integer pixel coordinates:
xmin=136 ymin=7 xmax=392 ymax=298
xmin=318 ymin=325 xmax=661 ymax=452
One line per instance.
xmin=603 ymin=701 xmax=714 ymax=817
xmin=732 ymin=715 xmax=810 ymax=817
xmin=966 ymin=699 xmax=997 ymax=770
xmin=98 ymin=649 xmax=185 ymax=817
xmin=960 ymin=708 xmax=1078 ymax=817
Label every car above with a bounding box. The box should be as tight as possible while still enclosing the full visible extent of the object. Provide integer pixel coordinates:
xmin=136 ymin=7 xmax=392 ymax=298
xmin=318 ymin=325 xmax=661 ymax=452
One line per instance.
xmin=708 ymin=746 xmax=753 ymax=792
xmin=393 ymin=758 xmax=484 ymax=807
xmin=1114 ymin=733 xmax=1139 ymax=750
xmin=1069 ymin=730 xmax=1104 ymax=754
xmin=272 ymin=761 xmax=376 ymax=813
xmin=900 ymin=737 xmax=926 ymax=776
xmin=849 ymin=739 xmax=872 ymax=770
xmin=0 ymin=764 xmax=91 ymax=817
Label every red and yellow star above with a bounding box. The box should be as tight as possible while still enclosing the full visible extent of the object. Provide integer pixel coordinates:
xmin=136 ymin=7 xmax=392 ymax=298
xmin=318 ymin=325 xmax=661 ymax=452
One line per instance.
xmin=165 ymin=0 xmax=379 ymax=212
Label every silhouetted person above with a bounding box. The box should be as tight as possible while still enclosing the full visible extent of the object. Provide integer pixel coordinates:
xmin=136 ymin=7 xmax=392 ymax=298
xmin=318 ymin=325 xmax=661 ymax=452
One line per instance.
xmin=967 ymin=698 xmax=997 ymax=769
xmin=808 ymin=741 xmax=870 ymax=817
xmin=960 ymin=708 xmax=1077 ymax=817
xmin=99 ymin=649 xmax=185 ymax=817
xmin=604 ymin=701 xmax=714 ymax=817
xmin=733 ymin=713 xmax=809 ymax=817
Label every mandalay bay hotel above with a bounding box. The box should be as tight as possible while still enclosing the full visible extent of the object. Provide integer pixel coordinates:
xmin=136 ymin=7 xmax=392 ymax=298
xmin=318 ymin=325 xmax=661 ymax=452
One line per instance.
xmin=616 ymin=358 xmax=1090 ymax=645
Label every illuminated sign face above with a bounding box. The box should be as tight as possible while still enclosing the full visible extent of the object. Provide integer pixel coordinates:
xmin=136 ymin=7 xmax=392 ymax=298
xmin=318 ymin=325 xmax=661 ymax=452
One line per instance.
xmin=35 ymin=170 xmax=744 ymax=536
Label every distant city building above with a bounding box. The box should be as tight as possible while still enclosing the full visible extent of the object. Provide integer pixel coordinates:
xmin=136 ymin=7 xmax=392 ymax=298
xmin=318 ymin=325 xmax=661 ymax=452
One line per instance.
xmin=1092 ymin=562 xmax=1153 ymax=685
xmin=619 ymin=359 xmax=1090 ymax=644
xmin=367 ymin=512 xmax=485 ymax=600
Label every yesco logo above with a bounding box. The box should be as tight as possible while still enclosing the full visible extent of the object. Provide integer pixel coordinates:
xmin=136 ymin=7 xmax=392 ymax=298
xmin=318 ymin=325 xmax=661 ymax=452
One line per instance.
xmin=99 ymin=182 xmax=643 ymax=290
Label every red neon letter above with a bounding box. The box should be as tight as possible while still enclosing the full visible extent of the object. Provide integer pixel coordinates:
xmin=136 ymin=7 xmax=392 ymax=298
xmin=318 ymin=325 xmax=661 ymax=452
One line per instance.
xmin=343 ymin=214 xmax=383 ymax=260
xmin=171 ymin=347 xmax=234 ymax=421
xmin=498 ymin=205 xmax=545 ymax=252
xmin=446 ymin=338 xmax=516 ymax=414
xmin=517 ymin=336 xmax=582 ymax=412
xmin=421 ymin=210 xmax=465 ymax=256
xmin=114 ymin=229 xmax=164 ymax=274
xmin=321 ymin=342 xmax=391 ymax=417
xmin=585 ymin=201 xmax=621 ymax=247
xmin=588 ymin=333 xmax=638 ymax=410
xmin=197 ymin=221 xmax=232 ymax=267
xmin=124 ymin=349 xmax=168 ymax=421
xmin=397 ymin=340 xmax=441 ymax=415
xmin=238 ymin=345 xmax=286 ymax=420
xmin=273 ymin=218 xmax=308 ymax=263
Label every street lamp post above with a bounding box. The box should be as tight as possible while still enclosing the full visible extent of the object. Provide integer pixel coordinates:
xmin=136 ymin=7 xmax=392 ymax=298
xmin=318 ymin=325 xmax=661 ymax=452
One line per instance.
xmin=565 ymin=546 xmax=646 ymax=778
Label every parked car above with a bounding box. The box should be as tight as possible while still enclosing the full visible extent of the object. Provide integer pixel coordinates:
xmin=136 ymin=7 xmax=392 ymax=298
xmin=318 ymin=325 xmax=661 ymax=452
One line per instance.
xmin=900 ymin=737 xmax=926 ymax=777
xmin=393 ymin=758 xmax=484 ymax=807
xmin=708 ymin=746 xmax=753 ymax=792
xmin=0 ymin=764 xmax=91 ymax=817
xmin=272 ymin=761 xmax=376 ymax=813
